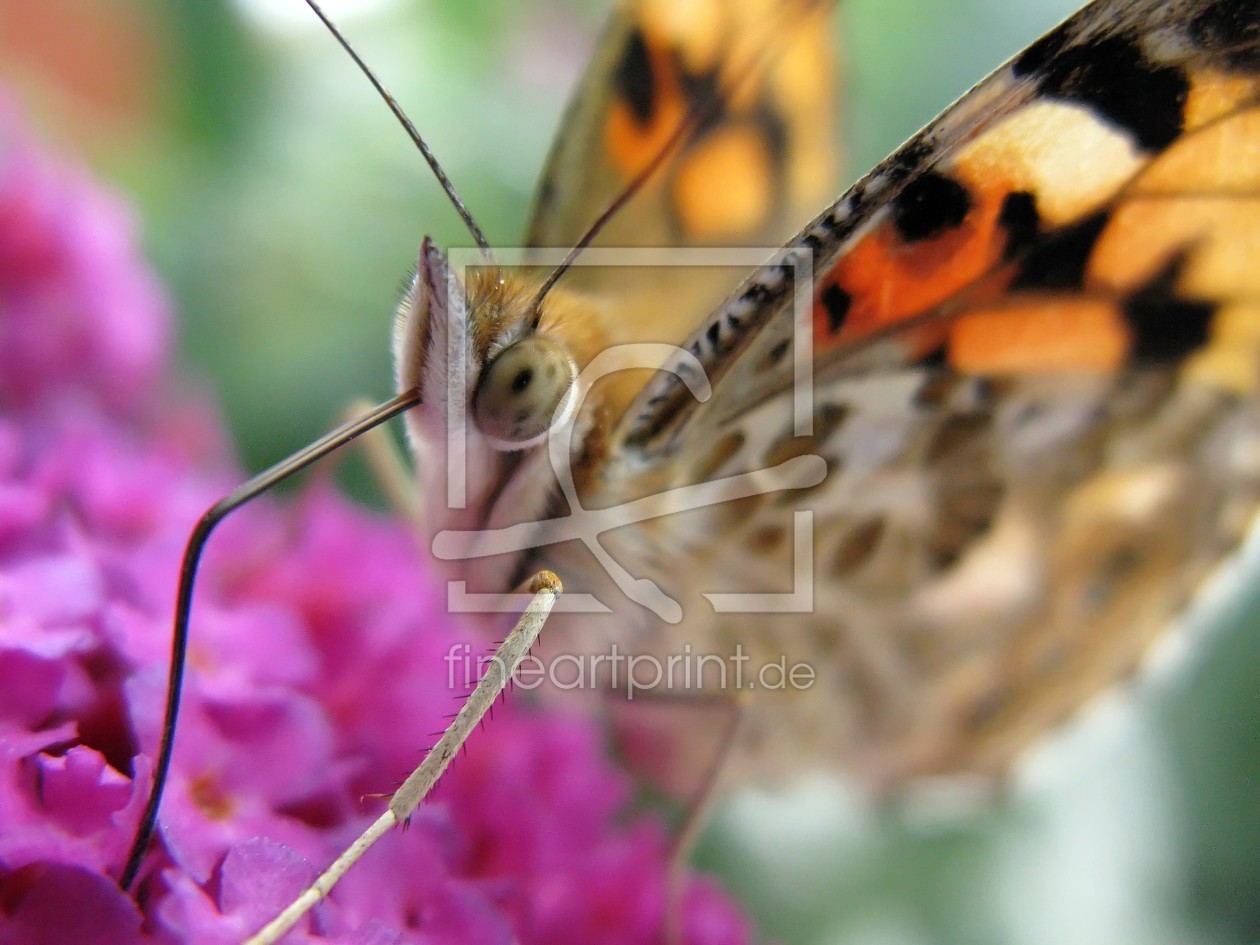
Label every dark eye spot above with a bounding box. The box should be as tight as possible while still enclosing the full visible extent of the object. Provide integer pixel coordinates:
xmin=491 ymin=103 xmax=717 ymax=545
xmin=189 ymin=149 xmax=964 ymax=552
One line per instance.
xmin=890 ymin=171 xmax=972 ymax=243
xmin=511 ymin=368 xmax=534 ymax=393
xmin=615 ymin=29 xmax=655 ymax=126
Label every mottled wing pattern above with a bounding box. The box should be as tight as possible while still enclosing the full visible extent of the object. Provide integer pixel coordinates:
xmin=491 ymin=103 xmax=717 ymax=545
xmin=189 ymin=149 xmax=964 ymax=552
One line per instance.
xmin=566 ymin=0 xmax=1260 ymax=787
xmin=523 ymin=0 xmax=840 ymax=345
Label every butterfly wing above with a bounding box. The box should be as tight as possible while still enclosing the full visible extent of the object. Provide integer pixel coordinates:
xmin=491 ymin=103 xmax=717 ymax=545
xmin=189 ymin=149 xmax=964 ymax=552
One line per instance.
xmin=559 ymin=0 xmax=1260 ymax=787
xmin=522 ymin=0 xmax=841 ymax=343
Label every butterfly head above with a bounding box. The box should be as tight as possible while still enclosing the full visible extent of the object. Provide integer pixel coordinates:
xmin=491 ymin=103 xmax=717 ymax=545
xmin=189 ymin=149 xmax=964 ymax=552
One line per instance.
xmin=392 ymin=240 xmax=605 ymax=586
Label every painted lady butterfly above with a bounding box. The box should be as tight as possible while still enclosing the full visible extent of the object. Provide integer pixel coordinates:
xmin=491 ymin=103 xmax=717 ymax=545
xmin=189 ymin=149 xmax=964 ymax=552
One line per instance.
xmin=395 ymin=0 xmax=1260 ymax=787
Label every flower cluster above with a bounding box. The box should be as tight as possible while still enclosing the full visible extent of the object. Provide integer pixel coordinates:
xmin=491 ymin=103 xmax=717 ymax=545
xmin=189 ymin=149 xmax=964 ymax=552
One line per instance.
xmin=0 ymin=99 xmax=750 ymax=945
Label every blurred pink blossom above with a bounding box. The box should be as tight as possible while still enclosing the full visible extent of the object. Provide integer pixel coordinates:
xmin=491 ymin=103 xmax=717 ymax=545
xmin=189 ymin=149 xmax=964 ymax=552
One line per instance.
xmin=0 ymin=98 xmax=750 ymax=945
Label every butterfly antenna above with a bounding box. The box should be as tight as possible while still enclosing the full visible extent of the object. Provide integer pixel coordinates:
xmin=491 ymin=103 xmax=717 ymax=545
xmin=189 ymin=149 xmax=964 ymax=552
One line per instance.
xmin=119 ymin=390 xmax=420 ymax=891
xmin=302 ymin=0 xmax=493 ymax=257
xmin=528 ymin=100 xmax=700 ymax=318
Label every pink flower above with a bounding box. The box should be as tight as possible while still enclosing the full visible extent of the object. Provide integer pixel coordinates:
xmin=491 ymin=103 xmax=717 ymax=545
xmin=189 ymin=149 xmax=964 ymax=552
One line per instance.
xmin=0 ymin=97 xmax=752 ymax=945
xmin=0 ymin=102 xmax=168 ymax=417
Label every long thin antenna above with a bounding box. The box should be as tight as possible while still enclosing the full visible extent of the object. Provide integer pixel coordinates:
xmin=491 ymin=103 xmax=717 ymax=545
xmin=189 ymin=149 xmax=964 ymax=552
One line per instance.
xmin=302 ymin=0 xmax=493 ymax=256
xmin=529 ymin=100 xmax=703 ymax=319
xmin=119 ymin=389 xmax=421 ymax=890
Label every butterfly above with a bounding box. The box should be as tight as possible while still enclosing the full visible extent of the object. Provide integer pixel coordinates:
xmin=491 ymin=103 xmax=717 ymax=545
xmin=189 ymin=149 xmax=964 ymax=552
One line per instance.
xmin=394 ymin=0 xmax=1260 ymax=794
xmin=123 ymin=0 xmax=1260 ymax=935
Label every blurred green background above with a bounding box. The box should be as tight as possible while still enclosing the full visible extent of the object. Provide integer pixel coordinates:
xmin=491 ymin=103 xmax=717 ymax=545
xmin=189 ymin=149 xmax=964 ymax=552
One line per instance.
xmin=4 ymin=1 xmax=1257 ymax=942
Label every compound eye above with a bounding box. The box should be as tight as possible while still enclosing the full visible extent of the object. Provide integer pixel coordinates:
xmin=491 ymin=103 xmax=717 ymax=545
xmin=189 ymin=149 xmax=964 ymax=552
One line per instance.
xmin=472 ymin=336 xmax=578 ymax=449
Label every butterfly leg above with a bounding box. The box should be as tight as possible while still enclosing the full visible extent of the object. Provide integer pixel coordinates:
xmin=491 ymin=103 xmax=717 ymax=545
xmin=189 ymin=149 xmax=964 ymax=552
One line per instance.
xmin=669 ymin=693 xmax=746 ymax=945
xmin=341 ymin=396 xmax=421 ymax=529
xmin=610 ymin=689 xmax=747 ymax=945
xmin=244 ymin=570 xmax=563 ymax=945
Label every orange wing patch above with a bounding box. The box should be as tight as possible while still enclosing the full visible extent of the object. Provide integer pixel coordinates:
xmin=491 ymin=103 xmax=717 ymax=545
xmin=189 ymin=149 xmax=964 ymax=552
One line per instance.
xmin=948 ymin=300 xmax=1129 ymax=373
xmin=671 ymin=123 xmax=775 ymax=237
xmin=812 ymin=171 xmax=1011 ymax=361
